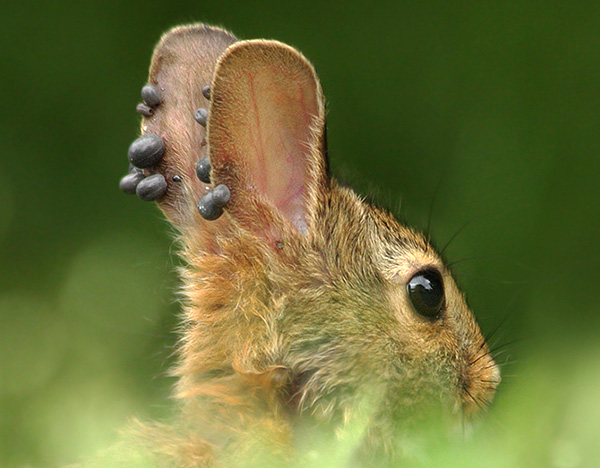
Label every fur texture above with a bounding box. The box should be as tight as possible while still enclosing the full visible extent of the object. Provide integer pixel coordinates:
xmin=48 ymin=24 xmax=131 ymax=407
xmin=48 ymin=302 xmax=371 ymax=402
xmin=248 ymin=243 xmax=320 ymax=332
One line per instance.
xmin=125 ymin=23 xmax=499 ymax=467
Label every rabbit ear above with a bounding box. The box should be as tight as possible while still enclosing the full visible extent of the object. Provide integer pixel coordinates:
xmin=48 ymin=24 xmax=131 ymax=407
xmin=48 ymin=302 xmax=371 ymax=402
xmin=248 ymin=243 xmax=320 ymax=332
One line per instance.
xmin=138 ymin=24 xmax=237 ymax=231
xmin=207 ymin=40 xmax=328 ymax=240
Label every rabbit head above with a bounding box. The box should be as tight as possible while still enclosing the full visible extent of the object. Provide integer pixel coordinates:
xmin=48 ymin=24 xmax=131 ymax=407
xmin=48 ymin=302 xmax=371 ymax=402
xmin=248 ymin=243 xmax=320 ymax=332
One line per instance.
xmin=124 ymin=23 xmax=499 ymax=463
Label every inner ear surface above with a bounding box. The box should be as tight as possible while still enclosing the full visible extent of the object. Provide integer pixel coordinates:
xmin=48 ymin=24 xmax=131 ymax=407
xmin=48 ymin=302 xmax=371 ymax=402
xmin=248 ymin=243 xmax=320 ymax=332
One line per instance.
xmin=208 ymin=40 xmax=325 ymax=235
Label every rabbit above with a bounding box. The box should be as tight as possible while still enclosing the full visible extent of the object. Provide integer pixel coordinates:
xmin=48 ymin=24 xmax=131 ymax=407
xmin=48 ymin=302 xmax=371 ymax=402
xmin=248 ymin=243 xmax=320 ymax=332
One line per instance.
xmin=116 ymin=23 xmax=500 ymax=467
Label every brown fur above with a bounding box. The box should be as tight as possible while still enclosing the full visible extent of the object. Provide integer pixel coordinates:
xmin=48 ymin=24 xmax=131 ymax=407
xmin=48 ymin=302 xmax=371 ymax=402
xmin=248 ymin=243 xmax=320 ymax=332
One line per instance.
xmin=126 ymin=23 xmax=499 ymax=467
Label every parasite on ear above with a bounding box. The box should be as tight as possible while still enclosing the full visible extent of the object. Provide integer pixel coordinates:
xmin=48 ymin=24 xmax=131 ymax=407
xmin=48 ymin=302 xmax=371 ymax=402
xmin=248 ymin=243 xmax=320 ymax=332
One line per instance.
xmin=202 ymin=85 xmax=211 ymax=100
xmin=194 ymin=108 xmax=208 ymax=127
xmin=197 ymin=184 xmax=230 ymax=220
xmin=136 ymin=103 xmax=154 ymax=117
xmin=128 ymin=133 xmax=165 ymax=168
xmin=119 ymin=170 xmax=145 ymax=195
xmin=141 ymin=84 xmax=162 ymax=107
xmin=196 ymin=157 xmax=211 ymax=183
xmin=136 ymin=173 xmax=167 ymax=201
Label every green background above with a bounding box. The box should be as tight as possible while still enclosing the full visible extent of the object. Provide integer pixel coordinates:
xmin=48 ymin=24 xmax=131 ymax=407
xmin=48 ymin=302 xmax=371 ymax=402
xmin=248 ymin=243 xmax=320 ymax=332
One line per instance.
xmin=1 ymin=1 xmax=599 ymax=467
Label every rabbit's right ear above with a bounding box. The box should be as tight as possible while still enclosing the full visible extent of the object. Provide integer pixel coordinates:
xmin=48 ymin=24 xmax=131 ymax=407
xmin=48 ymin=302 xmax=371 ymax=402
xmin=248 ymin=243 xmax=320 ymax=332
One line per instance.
xmin=207 ymin=40 xmax=329 ymax=244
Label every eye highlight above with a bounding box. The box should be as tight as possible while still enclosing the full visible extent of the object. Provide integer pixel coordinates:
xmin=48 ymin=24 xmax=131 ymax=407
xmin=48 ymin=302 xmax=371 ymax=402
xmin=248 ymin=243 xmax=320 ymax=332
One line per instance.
xmin=407 ymin=268 xmax=445 ymax=319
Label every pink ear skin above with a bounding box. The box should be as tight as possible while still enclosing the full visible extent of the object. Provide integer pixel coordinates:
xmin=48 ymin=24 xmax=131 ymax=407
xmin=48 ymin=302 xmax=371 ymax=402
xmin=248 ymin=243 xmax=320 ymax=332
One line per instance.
xmin=207 ymin=40 xmax=328 ymax=246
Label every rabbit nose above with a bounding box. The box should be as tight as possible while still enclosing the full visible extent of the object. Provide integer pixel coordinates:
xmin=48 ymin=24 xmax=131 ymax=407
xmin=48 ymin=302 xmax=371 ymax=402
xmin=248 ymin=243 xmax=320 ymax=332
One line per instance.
xmin=461 ymin=352 xmax=500 ymax=416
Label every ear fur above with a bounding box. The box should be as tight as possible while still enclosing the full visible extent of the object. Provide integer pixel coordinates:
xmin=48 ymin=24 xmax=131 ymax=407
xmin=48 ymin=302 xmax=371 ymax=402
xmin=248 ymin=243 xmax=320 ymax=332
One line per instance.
xmin=207 ymin=39 xmax=328 ymax=241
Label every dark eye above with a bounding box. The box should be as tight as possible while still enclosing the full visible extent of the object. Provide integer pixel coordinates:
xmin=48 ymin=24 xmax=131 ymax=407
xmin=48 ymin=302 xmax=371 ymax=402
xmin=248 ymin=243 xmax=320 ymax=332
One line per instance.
xmin=407 ymin=268 xmax=445 ymax=319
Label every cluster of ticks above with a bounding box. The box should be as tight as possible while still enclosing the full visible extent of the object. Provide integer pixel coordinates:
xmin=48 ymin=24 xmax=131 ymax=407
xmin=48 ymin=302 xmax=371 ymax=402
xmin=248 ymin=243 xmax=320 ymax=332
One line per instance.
xmin=119 ymin=84 xmax=231 ymax=220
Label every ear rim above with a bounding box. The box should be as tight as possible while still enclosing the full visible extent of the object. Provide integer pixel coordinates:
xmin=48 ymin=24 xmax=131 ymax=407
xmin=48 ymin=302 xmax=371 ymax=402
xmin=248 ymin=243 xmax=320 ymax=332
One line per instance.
xmin=207 ymin=39 xmax=329 ymax=239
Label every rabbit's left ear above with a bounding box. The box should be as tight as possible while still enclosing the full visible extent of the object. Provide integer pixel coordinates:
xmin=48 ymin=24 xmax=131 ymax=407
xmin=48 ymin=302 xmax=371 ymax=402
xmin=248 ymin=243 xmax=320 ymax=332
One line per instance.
xmin=129 ymin=24 xmax=238 ymax=235
xmin=208 ymin=40 xmax=328 ymax=240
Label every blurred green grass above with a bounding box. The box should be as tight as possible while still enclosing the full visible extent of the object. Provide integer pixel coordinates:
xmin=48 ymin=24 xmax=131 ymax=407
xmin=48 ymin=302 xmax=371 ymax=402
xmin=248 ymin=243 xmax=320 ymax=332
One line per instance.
xmin=0 ymin=1 xmax=599 ymax=467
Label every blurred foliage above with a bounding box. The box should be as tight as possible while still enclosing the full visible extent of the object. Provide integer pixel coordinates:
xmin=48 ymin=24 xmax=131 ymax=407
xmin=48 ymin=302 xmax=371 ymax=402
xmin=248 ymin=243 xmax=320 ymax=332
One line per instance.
xmin=0 ymin=1 xmax=599 ymax=467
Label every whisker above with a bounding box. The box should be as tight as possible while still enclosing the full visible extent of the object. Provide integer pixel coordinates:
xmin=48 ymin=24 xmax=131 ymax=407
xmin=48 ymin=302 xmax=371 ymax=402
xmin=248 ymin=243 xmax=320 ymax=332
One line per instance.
xmin=478 ymin=395 xmax=493 ymax=407
xmin=471 ymin=341 xmax=488 ymax=364
xmin=484 ymin=291 xmax=521 ymax=344
xmin=470 ymin=336 xmax=522 ymax=367
xmin=440 ymin=219 xmax=473 ymax=257
xmin=488 ymin=338 xmax=522 ymax=355
xmin=495 ymin=357 xmax=519 ymax=369
xmin=469 ymin=350 xmax=491 ymax=367
xmin=493 ymin=348 xmax=517 ymax=360
xmin=464 ymin=387 xmax=485 ymax=412
xmin=480 ymin=363 xmax=496 ymax=371
xmin=447 ymin=257 xmax=476 ymax=268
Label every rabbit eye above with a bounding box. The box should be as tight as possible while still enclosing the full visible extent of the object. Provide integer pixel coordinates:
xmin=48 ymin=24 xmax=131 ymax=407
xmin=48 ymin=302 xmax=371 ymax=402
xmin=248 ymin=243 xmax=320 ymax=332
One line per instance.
xmin=407 ymin=268 xmax=445 ymax=319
